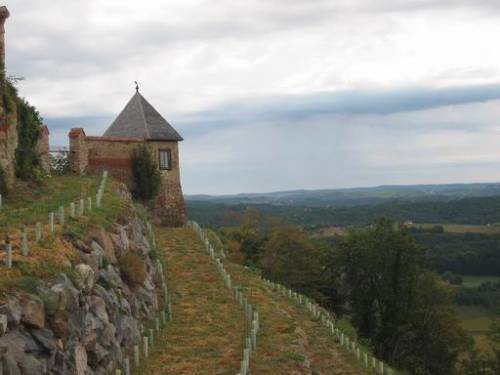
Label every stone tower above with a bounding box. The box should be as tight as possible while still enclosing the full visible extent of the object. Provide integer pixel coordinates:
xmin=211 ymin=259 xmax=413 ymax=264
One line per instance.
xmin=0 ymin=6 xmax=8 ymax=93
xmin=69 ymin=89 xmax=187 ymax=226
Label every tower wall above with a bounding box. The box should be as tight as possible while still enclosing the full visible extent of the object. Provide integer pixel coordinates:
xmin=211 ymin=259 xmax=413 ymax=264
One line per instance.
xmin=36 ymin=125 xmax=50 ymax=173
xmin=68 ymin=131 xmax=186 ymax=226
xmin=69 ymin=128 xmax=88 ymax=175
xmin=146 ymin=141 xmax=187 ymax=227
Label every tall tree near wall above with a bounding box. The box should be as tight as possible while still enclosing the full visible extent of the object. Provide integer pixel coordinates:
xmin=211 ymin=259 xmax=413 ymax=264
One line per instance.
xmin=130 ymin=144 xmax=160 ymax=201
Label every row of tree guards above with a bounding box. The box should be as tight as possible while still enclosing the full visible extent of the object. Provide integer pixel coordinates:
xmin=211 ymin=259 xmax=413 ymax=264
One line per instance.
xmin=188 ymin=221 xmax=260 ymax=375
xmin=2 ymin=171 xmax=108 ymax=268
xmin=115 ymin=222 xmax=172 ymax=375
xmin=262 ymin=279 xmax=397 ymax=374
xmin=0 ymin=168 xmax=173 ymax=374
xmin=188 ymin=220 xmax=397 ymax=374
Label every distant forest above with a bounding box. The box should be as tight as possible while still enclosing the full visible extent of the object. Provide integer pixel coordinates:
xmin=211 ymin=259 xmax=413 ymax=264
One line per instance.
xmin=187 ymin=196 xmax=500 ymax=277
xmin=189 ymin=189 xmax=500 ymax=372
xmin=187 ymin=195 xmax=500 ymax=228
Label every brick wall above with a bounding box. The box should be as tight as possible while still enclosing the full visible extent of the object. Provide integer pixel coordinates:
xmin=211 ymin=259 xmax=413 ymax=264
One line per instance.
xmin=68 ymin=131 xmax=186 ymax=226
xmin=69 ymin=128 xmax=88 ymax=174
xmin=36 ymin=125 xmax=50 ymax=173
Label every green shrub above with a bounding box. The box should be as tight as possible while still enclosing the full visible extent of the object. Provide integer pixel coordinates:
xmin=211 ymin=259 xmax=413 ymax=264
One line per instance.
xmin=0 ymin=166 xmax=8 ymax=196
xmin=118 ymin=252 xmax=146 ymax=285
xmin=6 ymin=276 xmax=40 ymax=294
xmin=148 ymin=247 xmax=159 ymax=261
xmin=97 ymin=276 xmax=112 ymax=290
xmin=130 ymin=144 xmax=160 ymax=201
xmin=3 ymin=78 xmax=17 ymax=115
xmin=11 ymin=79 xmax=43 ymax=181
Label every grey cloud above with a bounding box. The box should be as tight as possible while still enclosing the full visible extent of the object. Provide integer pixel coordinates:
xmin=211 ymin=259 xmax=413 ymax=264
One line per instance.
xmin=8 ymin=0 xmax=500 ymax=82
xmin=177 ymin=84 xmax=500 ymax=135
xmin=180 ymin=101 xmax=500 ymax=194
xmin=362 ymin=0 xmax=500 ymax=13
xmin=38 ymin=87 xmax=500 ymax=195
xmin=8 ymin=0 xmax=500 ymax=194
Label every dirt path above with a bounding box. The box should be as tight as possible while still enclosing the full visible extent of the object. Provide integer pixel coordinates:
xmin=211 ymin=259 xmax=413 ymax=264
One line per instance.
xmin=134 ymin=228 xmax=244 ymax=374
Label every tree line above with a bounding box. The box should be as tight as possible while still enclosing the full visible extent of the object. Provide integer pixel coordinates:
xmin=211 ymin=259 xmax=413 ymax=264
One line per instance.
xmin=187 ymin=195 xmax=500 ymax=228
xmin=217 ymin=208 xmax=476 ymax=374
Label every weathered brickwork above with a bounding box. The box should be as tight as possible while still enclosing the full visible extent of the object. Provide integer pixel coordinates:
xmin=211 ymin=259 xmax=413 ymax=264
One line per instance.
xmin=146 ymin=141 xmax=186 ymax=227
xmin=85 ymin=137 xmax=141 ymax=178
xmin=36 ymin=125 xmax=50 ymax=173
xmin=69 ymin=128 xmax=88 ymax=175
xmin=69 ymin=131 xmax=186 ymax=226
xmin=69 ymin=89 xmax=186 ymax=226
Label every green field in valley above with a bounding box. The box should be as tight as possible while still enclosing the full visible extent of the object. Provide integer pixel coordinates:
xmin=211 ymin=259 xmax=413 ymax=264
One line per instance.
xmin=313 ymin=223 xmax=500 ymax=238
xmin=412 ymin=223 xmax=500 ymax=234
xmin=456 ymin=305 xmax=496 ymax=352
xmin=460 ymin=275 xmax=500 ymax=288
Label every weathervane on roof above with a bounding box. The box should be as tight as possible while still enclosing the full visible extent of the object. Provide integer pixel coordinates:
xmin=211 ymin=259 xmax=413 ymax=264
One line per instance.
xmin=134 ymin=81 xmax=139 ymax=92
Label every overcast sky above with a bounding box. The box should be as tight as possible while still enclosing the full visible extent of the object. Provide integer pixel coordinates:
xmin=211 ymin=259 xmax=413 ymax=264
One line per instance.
xmin=6 ymin=0 xmax=500 ymax=194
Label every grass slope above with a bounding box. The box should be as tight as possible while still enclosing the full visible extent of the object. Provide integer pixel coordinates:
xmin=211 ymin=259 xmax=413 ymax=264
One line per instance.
xmin=134 ymin=228 xmax=245 ymax=374
xmin=0 ymin=174 xmax=127 ymax=296
xmin=224 ymin=262 xmax=364 ymax=374
xmin=0 ymin=175 xmax=100 ymax=229
xmin=142 ymin=227 xmax=364 ymax=374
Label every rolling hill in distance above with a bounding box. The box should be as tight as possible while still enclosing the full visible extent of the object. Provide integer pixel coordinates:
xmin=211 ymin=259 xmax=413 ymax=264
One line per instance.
xmin=186 ymin=182 xmax=500 ymax=207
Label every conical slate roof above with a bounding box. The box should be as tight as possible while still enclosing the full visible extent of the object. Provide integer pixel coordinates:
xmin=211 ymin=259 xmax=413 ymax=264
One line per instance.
xmin=103 ymin=91 xmax=183 ymax=141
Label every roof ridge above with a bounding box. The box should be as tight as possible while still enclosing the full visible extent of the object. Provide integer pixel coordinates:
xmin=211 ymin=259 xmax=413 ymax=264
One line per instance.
xmin=136 ymin=92 xmax=150 ymax=139
xmin=103 ymin=90 xmax=183 ymax=141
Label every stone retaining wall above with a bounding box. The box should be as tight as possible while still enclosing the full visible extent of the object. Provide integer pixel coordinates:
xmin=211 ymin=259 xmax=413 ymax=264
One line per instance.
xmin=0 ymin=185 xmax=161 ymax=374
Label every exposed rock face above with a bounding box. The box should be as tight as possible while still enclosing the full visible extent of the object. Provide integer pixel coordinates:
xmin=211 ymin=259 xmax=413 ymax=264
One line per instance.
xmin=0 ymin=6 xmax=17 ymax=188
xmin=0 ymin=197 xmax=160 ymax=374
xmin=19 ymin=295 xmax=45 ymax=329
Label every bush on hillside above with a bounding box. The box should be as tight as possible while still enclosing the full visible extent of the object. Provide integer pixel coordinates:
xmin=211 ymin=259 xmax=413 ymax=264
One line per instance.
xmin=7 ymin=79 xmax=44 ymax=182
xmin=130 ymin=144 xmax=160 ymax=201
xmin=0 ymin=166 xmax=7 ymax=196
xmin=118 ymin=252 xmax=146 ymax=285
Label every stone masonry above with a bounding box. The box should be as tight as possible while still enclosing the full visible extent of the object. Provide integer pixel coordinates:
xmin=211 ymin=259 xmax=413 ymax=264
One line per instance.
xmin=69 ymin=90 xmax=187 ymax=226
xmin=36 ymin=125 xmax=50 ymax=173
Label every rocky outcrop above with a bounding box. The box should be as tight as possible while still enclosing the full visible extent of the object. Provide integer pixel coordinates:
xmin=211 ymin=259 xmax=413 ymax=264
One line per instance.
xmin=0 ymin=6 xmax=17 ymax=188
xmin=0 ymin=196 xmax=160 ymax=374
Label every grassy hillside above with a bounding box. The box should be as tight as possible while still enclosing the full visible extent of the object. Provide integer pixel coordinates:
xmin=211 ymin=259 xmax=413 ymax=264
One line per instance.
xmin=0 ymin=174 xmax=128 ymax=294
xmin=134 ymin=227 xmax=244 ymax=374
xmin=0 ymin=175 xmax=101 ymax=228
xmin=139 ymin=227 xmax=368 ymax=374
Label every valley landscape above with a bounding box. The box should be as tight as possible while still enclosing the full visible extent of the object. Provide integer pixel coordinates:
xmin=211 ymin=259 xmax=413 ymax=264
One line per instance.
xmin=2 ymin=1 xmax=500 ymax=374
xmin=187 ymin=184 xmax=500 ymax=357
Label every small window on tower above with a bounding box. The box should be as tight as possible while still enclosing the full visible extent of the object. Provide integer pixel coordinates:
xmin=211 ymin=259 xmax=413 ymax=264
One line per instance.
xmin=159 ymin=149 xmax=171 ymax=170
